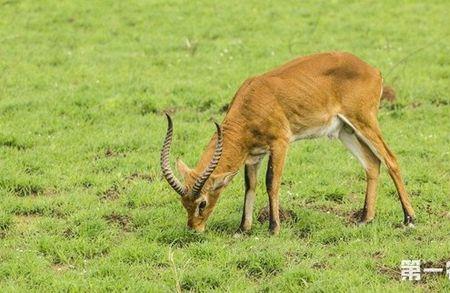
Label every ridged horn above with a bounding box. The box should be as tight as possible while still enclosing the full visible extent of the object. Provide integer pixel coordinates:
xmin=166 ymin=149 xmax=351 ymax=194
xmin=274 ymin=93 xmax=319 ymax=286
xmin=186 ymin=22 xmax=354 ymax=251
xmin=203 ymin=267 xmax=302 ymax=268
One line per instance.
xmin=160 ymin=113 xmax=187 ymax=196
xmin=191 ymin=122 xmax=223 ymax=197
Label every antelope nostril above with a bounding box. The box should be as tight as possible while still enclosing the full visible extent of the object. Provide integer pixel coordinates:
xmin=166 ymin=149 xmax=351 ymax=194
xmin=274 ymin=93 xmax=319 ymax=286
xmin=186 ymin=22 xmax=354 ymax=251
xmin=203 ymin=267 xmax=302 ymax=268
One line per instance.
xmin=187 ymin=222 xmax=205 ymax=233
xmin=194 ymin=225 xmax=205 ymax=233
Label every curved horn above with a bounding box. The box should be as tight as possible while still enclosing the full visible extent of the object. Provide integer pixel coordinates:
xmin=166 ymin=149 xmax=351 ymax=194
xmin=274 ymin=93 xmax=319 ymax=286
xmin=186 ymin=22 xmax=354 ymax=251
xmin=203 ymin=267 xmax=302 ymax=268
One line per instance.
xmin=160 ymin=113 xmax=187 ymax=196
xmin=191 ymin=122 xmax=223 ymax=197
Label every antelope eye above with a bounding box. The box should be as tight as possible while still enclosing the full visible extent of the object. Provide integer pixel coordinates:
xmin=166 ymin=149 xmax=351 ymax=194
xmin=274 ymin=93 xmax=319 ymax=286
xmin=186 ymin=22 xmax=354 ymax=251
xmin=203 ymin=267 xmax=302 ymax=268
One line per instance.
xmin=199 ymin=201 xmax=207 ymax=210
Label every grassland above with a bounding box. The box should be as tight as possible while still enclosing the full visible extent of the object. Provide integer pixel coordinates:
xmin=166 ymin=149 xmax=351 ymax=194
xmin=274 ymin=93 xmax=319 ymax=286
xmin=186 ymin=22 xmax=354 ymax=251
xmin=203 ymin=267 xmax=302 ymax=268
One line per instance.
xmin=0 ymin=0 xmax=449 ymax=291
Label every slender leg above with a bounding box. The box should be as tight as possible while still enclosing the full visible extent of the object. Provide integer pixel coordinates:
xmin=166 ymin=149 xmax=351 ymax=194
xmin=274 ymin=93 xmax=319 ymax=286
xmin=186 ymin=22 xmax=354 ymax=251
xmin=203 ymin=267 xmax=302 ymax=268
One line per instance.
xmin=237 ymin=161 xmax=262 ymax=233
xmin=339 ymin=125 xmax=381 ymax=223
xmin=266 ymin=141 xmax=288 ymax=235
xmin=353 ymin=120 xmax=415 ymax=225
xmin=362 ymin=160 xmax=380 ymax=223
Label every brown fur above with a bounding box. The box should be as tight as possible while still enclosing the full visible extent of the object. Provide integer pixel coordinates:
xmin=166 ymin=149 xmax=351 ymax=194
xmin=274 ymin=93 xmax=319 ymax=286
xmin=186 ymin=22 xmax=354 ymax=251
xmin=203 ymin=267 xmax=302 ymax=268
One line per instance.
xmin=169 ymin=52 xmax=414 ymax=234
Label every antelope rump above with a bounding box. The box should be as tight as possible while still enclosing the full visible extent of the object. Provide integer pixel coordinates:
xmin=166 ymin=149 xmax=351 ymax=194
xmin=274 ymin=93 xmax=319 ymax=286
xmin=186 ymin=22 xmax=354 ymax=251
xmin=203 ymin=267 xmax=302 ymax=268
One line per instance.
xmin=160 ymin=51 xmax=415 ymax=235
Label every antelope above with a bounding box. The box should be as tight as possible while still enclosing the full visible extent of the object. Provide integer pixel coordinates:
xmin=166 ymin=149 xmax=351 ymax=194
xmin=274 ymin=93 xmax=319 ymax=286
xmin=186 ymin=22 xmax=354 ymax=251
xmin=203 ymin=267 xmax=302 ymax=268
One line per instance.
xmin=160 ymin=52 xmax=415 ymax=235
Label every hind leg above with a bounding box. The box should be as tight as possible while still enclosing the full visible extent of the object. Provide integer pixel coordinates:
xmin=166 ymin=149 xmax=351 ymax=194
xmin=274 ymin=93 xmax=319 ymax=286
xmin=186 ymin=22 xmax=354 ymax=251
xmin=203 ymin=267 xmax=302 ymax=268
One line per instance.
xmin=266 ymin=140 xmax=288 ymax=235
xmin=349 ymin=119 xmax=415 ymax=225
xmin=339 ymin=124 xmax=381 ymax=223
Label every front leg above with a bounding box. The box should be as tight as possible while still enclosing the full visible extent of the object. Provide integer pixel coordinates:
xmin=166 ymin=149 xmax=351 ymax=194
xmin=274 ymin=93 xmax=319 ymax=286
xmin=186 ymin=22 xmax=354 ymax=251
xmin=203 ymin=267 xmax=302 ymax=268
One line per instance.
xmin=237 ymin=161 xmax=262 ymax=233
xmin=266 ymin=141 xmax=288 ymax=235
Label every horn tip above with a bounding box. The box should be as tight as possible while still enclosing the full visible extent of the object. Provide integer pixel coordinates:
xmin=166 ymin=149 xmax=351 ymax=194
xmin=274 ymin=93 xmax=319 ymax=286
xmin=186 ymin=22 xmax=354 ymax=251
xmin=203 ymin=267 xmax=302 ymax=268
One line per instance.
xmin=164 ymin=112 xmax=173 ymax=127
xmin=214 ymin=121 xmax=221 ymax=131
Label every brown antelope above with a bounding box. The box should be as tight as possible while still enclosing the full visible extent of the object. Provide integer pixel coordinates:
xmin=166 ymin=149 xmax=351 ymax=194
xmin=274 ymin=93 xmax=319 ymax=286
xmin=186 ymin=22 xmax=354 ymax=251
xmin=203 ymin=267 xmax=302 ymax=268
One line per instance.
xmin=160 ymin=52 xmax=415 ymax=235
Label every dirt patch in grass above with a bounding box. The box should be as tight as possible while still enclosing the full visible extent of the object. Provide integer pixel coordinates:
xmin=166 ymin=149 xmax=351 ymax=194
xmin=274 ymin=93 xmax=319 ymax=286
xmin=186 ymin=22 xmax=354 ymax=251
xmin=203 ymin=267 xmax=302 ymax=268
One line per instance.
xmin=51 ymin=263 xmax=74 ymax=273
xmin=99 ymin=184 xmax=121 ymax=201
xmin=99 ymin=173 xmax=154 ymax=201
xmin=94 ymin=146 xmax=132 ymax=161
xmin=346 ymin=209 xmax=364 ymax=224
xmin=420 ymin=259 xmax=448 ymax=282
xmin=311 ymin=261 xmax=330 ymax=270
xmin=104 ymin=148 xmax=126 ymax=158
xmin=381 ymin=85 xmax=396 ymax=102
xmin=62 ymin=227 xmax=77 ymax=239
xmin=104 ymin=212 xmax=132 ymax=232
xmin=377 ymin=264 xmax=399 ymax=280
xmin=125 ymin=172 xmax=155 ymax=183
xmin=257 ymin=205 xmax=298 ymax=224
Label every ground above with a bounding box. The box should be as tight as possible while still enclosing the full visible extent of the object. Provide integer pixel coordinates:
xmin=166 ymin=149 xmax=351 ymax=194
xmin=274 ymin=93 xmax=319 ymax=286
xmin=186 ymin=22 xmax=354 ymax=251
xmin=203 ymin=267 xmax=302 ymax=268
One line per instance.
xmin=0 ymin=0 xmax=449 ymax=291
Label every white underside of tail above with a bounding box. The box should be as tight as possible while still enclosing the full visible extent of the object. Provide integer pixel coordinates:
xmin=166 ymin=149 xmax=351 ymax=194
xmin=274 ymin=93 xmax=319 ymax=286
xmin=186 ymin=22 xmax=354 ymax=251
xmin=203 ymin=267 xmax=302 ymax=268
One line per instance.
xmin=338 ymin=126 xmax=370 ymax=170
xmin=287 ymin=113 xmax=384 ymax=170
xmin=337 ymin=114 xmax=384 ymax=164
xmin=289 ymin=116 xmax=343 ymax=142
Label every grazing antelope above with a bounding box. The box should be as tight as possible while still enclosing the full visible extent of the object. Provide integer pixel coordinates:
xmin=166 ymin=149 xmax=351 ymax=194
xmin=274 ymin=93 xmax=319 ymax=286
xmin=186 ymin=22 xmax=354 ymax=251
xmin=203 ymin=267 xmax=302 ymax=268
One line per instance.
xmin=160 ymin=52 xmax=415 ymax=234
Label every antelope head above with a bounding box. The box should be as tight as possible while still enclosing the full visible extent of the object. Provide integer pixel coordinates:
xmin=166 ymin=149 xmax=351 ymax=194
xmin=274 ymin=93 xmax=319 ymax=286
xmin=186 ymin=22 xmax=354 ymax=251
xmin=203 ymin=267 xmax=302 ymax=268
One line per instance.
xmin=160 ymin=114 xmax=235 ymax=232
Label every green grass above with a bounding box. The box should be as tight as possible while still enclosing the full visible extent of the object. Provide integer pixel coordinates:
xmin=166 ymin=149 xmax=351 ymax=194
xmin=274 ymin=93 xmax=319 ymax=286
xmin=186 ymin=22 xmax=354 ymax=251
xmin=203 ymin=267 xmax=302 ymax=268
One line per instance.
xmin=0 ymin=0 xmax=449 ymax=291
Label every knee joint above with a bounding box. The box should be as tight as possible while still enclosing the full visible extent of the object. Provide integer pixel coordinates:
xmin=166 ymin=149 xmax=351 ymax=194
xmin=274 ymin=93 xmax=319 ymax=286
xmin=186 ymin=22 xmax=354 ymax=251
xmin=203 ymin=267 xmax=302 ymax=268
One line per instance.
xmin=366 ymin=167 xmax=380 ymax=180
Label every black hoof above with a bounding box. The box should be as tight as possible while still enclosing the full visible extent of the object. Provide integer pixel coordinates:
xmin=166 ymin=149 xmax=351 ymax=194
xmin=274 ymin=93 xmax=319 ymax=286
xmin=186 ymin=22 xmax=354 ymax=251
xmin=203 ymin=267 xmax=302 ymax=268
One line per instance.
xmin=234 ymin=227 xmax=251 ymax=236
xmin=404 ymin=215 xmax=415 ymax=227
xmin=357 ymin=219 xmax=373 ymax=227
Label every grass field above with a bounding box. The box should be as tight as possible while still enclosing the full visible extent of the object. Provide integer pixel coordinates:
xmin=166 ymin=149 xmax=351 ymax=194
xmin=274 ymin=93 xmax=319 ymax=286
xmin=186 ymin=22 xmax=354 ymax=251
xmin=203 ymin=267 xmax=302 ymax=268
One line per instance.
xmin=0 ymin=0 xmax=449 ymax=291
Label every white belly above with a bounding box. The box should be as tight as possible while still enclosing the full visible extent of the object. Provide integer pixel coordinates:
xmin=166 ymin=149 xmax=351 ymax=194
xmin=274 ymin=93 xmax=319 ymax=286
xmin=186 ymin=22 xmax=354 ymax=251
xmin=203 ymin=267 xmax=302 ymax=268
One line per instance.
xmin=245 ymin=117 xmax=344 ymax=165
xmin=289 ymin=116 xmax=343 ymax=142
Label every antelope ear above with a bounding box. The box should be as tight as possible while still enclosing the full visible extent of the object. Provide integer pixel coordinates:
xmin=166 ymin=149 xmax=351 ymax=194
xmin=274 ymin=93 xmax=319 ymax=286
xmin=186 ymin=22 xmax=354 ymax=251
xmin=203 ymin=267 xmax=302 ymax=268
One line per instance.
xmin=211 ymin=171 xmax=237 ymax=191
xmin=176 ymin=159 xmax=192 ymax=178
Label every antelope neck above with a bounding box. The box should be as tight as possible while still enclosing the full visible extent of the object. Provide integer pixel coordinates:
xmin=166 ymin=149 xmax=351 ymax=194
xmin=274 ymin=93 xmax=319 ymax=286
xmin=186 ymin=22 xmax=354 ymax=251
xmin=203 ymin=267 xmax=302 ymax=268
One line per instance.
xmin=193 ymin=122 xmax=246 ymax=177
